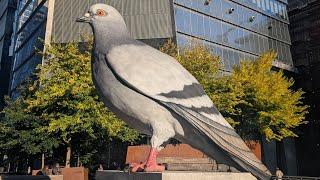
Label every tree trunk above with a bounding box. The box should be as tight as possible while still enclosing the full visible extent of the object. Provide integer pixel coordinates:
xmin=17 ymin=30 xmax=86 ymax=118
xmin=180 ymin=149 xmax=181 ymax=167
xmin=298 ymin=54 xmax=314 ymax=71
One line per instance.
xmin=65 ymin=146 xmax=71 ymax=168
xmin=107 ymin=142 xmax=111 ymax=168
xmin=77 ymin=155 xmax=80 ymax=167
xmin=41 ymin=153 xmax=45 ymax=169
xmin=15 ymin=161 xmax=18 ymax=173
xmin=7 ymin=162 xmax=10 ymax=173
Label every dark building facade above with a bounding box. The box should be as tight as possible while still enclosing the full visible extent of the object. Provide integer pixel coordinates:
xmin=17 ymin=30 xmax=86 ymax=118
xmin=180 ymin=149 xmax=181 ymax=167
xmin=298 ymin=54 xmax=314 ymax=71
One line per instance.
xmin=0 ymin=0 xmax=17 ymax=108
xmin=288 ymin=0 xmax=320 ymax=176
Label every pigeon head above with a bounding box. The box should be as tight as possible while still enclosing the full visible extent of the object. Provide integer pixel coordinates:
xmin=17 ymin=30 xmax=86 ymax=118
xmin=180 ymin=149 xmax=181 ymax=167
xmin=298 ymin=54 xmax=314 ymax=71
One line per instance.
xmin=77 ymin=4 xmax=129 ymax=40
xmin=77 ymin=4 xmax=121 ymax=24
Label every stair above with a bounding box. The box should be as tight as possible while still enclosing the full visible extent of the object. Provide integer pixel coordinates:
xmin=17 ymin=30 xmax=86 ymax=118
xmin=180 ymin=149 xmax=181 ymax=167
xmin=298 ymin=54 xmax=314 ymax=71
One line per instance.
xmin=166 ymin=163 xmax=217 ymax=171
xmin=157 ymin=157 xmax=218 ymax=171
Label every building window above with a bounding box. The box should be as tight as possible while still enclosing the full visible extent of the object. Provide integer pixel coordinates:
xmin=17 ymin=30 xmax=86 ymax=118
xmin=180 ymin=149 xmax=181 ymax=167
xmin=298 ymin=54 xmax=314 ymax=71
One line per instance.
xmin=274 ymin=1 xmax=279 ymax=15
xmin=266 ymin=0 xmax=270 ymax=12
xmin=270 ymin=0 xmax=275 ymax=13
xmin=252 ymin=0 xmax=257 ymax=5
xmin=257 ymin=0 xmax=261 ymax=8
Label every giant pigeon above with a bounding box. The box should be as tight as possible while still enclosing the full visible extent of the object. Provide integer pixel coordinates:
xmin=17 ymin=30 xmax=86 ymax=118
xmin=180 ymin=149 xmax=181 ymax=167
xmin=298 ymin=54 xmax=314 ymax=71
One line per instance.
xmin=77 ymin=4 xmax=271 ymax=179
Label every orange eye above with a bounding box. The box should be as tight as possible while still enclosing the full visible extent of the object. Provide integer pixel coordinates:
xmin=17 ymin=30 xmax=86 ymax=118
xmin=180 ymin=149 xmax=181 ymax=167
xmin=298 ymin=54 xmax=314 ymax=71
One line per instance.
xmin=96 ymin=9 xmax=106 ymax=16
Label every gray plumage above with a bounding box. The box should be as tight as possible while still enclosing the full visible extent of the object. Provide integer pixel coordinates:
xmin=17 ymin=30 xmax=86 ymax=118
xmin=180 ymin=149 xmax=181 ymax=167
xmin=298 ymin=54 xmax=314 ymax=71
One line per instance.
xmin=77 ymin=4 xmax=271 ymax=179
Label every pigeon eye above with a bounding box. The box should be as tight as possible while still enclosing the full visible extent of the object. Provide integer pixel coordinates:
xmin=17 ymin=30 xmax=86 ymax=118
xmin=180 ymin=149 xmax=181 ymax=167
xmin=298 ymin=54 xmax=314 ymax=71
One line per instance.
xmin=96 ymin=9 xmax=106 ymax=16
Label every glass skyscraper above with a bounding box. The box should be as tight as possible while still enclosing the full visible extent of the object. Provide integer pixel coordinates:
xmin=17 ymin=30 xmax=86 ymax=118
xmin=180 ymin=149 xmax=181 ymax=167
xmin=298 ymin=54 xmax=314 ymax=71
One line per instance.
xmin=173 ymin=0 xmax=292 ymax=72
xmin=6 ymin=0 xmax=107 ymax=96
xmin=10 ymin=0 xmax=48 ymax=95
xmin=0 ymin=0 xmax=17 ymax=108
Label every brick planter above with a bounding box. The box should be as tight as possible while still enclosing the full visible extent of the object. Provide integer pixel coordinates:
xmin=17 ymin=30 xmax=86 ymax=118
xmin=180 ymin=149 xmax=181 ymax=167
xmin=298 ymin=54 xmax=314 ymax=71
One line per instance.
xmin=126 ymin=142 xmax=261 ymax=165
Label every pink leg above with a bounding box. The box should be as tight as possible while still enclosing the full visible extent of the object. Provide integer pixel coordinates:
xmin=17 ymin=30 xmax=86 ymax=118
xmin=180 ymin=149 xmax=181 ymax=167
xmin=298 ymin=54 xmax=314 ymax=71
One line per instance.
xmin=144 ymin=148 xmax=165 ymax=172
xmin=133 ymin=121 xmax=174 ymax=173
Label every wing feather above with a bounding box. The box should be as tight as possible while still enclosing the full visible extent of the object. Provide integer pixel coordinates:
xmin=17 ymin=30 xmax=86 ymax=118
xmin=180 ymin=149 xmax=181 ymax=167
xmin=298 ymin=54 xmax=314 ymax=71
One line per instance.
xmin=106 ymin=41 xmax=231 ymax=128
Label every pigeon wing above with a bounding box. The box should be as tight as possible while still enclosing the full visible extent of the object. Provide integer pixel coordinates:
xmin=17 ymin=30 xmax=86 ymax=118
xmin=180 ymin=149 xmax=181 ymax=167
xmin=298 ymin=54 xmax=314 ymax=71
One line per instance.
xmin=105 ymin=40 xmax=271 ymax=178
xmin=106 ymin=41 xmax=232 ymax=126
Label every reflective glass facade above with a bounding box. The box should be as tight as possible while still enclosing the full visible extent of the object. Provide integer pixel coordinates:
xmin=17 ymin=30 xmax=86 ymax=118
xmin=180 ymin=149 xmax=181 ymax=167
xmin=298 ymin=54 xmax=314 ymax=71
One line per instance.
xmin=0 ymin=0 xmax=17 ymax=108
xmin=10 ymin=0 xmax=47 ymax=93
xmin=173 ymin=0 xmax=293 ymax=72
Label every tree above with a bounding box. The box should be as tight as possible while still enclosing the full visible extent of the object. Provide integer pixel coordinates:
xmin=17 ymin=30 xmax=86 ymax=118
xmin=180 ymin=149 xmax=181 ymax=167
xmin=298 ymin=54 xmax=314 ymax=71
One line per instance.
xmin=1 ymin=41 xmax=138 ymax=169
xmin=218 ymin=52 xmax=308 ymax=141
xmin=0 ymin=95 xmax=60 ymax=171
xmin=161 ymin=40 xmax=308 ymax=141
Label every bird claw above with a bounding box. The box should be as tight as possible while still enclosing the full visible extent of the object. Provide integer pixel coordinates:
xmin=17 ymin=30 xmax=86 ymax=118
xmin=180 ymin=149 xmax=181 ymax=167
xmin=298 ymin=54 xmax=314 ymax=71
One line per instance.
xmin=130 ymin=148 xmax=165 ymax=173
xmin=144 ymin=164 xmax=165 ymax=172
xmin=130 ymin=162 xmax=145 ymax=172
xmin=129 ymin=162 xmax=165 ymax=173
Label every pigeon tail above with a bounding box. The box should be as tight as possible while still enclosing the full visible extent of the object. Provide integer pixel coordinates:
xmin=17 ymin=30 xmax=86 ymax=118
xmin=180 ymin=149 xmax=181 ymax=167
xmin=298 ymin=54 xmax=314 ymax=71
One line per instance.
xmin=163 ymin=102 xmax=272 ymax=180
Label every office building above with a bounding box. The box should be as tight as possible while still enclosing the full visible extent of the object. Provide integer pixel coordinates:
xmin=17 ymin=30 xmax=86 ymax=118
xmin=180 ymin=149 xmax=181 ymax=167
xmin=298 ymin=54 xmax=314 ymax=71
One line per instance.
xmin=9 ymin=0 xmax=48 ymax=96
xmin=2 ymin=0 xmax=295 ymax=96
xmin=9 ymin=0 xmax=104 ymax=96
xmin=0 ymin=0 xmax=17 ymax=108
xmin=172 ymin=0 xmax=293 ymax=72
xmin=52 ymin=0 xmax=294 ymax=72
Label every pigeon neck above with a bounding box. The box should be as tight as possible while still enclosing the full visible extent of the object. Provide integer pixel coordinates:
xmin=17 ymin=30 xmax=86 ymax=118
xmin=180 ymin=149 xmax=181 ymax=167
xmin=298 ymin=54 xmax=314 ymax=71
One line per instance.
xmin=93 ymin=22 xmax=130 ymax=52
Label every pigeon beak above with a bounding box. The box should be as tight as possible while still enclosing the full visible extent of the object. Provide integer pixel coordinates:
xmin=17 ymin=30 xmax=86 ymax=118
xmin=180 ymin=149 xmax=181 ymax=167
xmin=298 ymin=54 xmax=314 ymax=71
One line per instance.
xmin=76 ymin=13 xmax=91 ymax=23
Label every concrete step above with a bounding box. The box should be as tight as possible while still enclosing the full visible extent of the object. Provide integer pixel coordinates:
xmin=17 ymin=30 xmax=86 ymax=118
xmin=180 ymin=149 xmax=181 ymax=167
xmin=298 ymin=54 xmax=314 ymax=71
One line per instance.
xmin=156 ymin=157 xmax=239 ymax=173
xmin=157 ymin=157 xmax=214 ymax=164
xmin=216 ymin=164 xmax=240 ymax=172
xmin=166 ymin=163 xmax=217 ymax=171
xmin=157 ymin=157 xmax=218 ymax=171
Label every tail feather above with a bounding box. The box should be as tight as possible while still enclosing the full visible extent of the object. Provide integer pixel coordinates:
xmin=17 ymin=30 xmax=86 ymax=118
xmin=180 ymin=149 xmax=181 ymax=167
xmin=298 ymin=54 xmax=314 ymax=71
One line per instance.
xmin=164 ymin=102 xmax=272 ymax=180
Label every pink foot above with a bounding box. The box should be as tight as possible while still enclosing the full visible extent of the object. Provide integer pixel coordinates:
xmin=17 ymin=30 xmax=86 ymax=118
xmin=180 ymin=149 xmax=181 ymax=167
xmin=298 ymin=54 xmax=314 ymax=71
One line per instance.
xmin=145 ymin=164 xmax=165 ymax=172
xmin=144 ymin=148 xmax=165 ymax=172
xmin=130 ymin=162 xmax=145 ymax=172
